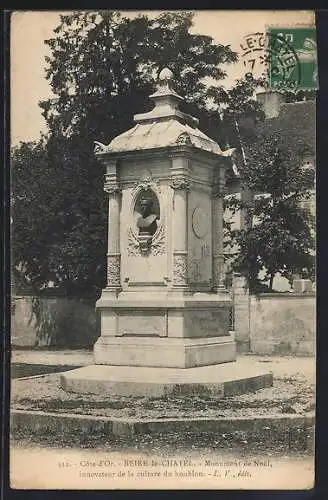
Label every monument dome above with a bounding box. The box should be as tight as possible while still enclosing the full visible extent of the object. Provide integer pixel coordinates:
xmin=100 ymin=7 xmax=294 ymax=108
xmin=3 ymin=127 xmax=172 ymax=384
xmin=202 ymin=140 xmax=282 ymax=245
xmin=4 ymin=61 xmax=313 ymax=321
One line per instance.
xmin=94 ymin=68 xmax=227 ymax=156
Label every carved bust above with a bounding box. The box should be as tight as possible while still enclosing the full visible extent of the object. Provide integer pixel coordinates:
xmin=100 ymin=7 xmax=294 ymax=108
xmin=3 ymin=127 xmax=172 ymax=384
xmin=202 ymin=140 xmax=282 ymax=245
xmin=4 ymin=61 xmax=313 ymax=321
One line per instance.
xmin=136 ymin=197 xmax=158 ymax=236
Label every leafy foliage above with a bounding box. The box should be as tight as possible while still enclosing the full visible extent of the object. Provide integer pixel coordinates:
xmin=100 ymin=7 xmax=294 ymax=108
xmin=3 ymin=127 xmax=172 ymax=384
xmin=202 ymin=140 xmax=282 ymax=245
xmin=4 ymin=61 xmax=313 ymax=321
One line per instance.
xmin=40 ymin=11 xmax=238 ymax=143
xmin=226 ymin=122 xmax=315 ymax=291
xmin=11 ymin=136 xmax=107 ymax=296
xmin=207 ymin=74 xmax=266 ymax=146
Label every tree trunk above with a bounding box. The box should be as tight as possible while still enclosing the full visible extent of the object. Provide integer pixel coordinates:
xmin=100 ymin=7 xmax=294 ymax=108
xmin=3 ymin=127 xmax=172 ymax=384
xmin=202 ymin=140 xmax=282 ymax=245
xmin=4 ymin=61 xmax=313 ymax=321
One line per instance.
xmin=269 ymin=273 xmax=274 ymax=291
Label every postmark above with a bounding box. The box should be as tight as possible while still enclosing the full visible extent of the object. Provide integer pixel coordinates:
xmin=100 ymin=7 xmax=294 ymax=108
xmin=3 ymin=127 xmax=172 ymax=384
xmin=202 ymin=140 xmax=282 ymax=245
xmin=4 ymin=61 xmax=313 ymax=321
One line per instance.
xmin=239 ymin=26 xmax=317 ymax=91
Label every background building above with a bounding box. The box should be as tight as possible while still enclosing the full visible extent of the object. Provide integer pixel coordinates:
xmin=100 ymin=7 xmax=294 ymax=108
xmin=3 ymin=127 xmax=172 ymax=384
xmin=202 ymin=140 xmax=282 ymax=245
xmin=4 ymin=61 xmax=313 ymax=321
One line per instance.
xmin=223 ymin=91 xmax=316 ymax=291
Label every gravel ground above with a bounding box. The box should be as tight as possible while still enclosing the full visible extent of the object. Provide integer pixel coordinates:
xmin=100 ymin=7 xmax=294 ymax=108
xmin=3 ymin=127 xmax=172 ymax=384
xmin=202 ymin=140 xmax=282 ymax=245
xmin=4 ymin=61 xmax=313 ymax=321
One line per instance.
xmin=11 ymin=369 xmax=315 ymax=420
xmin=10 ymin=356 xmax=315 ymax=455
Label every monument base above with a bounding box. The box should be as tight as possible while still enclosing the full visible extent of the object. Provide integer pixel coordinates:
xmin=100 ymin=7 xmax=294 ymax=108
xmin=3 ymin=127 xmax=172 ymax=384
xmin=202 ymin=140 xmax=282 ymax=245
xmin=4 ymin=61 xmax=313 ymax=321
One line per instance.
xmin=60 ymin=362 xmax=273 ymax=398
xmin=94 ymin=335 xmax=236 ymax=368
xmin=94 ymin=289 xmax=236 ymax=368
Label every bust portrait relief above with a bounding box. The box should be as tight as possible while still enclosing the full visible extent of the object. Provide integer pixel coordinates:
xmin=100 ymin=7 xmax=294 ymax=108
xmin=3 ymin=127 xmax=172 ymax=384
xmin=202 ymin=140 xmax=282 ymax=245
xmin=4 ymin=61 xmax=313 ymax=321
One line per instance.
xmin=133 ymin=190 xmax=161 ymax=253
xmin=136 ymin=197 xmax=158 ymax=236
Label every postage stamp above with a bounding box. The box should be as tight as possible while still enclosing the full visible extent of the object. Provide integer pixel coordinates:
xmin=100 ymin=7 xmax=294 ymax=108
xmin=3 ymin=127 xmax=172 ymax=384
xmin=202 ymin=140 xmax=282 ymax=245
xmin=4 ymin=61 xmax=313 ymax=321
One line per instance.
xmin=239 ymin=26 xmax=318 ymax=91
xmin=267 ymin=27 xmax=318 ymax=90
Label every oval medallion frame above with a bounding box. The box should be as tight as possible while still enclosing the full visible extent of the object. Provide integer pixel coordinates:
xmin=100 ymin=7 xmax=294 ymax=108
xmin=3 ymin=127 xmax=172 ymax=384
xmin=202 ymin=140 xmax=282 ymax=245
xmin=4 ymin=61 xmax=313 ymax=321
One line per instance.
xmin=192 ymin=206 xmax=209 ymax=239
xmin=128 ymin=185 xmax=165 ymax=257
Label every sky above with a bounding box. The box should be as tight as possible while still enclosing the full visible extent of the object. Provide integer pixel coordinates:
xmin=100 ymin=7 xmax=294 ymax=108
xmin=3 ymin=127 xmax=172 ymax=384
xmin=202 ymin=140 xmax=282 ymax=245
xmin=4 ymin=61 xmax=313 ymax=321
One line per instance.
xmin=10 ymin=10 xmax=314 ymax=145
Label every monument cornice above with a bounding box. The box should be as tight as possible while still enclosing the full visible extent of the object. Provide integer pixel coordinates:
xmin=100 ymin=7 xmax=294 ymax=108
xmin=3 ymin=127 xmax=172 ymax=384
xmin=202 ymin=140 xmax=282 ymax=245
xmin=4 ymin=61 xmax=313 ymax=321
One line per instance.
xmin=95 ymin=145 xmax=226 ymax=166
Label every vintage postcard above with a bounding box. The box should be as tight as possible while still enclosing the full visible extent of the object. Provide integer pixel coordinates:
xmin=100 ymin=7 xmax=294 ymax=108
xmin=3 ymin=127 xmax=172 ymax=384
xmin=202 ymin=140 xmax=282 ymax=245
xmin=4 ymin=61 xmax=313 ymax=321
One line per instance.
xmin=10 ymin=10 xmax=316 ymax=490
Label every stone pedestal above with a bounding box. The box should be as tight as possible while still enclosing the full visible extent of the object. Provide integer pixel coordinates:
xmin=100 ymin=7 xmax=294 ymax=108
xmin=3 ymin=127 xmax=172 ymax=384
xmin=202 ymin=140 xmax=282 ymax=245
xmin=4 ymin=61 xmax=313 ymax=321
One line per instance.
xmin=94 ymin=292 xmax=235 ymax=368
xmin=94 ymin=336 xmax=235 ymax=369
xmin=91 ymin=146 xmax=236 ymax=370
xmin=61 ymin=69 xmax=272 ymax=396
xmin=61 ymin=361 xmax=273 ymax=398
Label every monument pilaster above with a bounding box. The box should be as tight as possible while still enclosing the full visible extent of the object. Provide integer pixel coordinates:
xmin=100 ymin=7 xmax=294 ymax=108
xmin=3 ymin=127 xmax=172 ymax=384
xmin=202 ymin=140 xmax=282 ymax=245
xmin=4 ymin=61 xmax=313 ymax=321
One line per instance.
xmin=103 ymin=162 xmax=121 ymax=292
xmin=170 ymin=158 xmax=190 ymax=289
xmin=212 ymin=165 xmax=227 ymax=291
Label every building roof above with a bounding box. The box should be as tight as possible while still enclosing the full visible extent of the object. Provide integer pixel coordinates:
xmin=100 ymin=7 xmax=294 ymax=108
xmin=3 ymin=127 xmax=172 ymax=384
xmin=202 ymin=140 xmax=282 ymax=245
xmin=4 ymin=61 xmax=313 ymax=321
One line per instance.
xmin=94 ymin=68 xmax=227 ymax=158
xmin=257 ymin=99 xmax=316 ymax=155
xmin=225 ymin=96 xmax=316 ymax=189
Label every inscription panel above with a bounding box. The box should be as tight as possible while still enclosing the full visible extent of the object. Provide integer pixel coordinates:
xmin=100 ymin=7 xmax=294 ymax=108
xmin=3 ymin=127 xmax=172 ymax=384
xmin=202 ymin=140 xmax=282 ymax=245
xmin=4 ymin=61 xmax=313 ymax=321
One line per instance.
xmin=117 ymin=311 xmax=167 ymax=337
xmin=185 ymin=309 xmax=230 ymax=337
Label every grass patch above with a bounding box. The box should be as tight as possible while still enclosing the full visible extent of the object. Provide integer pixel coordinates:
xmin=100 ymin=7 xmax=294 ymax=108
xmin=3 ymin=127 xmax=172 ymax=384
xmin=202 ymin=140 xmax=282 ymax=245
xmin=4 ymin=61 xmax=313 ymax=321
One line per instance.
xmin=11 ymin=363 xmax=80 ymax=379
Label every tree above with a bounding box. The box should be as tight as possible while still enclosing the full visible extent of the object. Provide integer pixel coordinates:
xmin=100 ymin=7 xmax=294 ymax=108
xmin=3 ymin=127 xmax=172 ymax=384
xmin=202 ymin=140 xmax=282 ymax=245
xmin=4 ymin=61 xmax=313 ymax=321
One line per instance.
xmin=40 ymin=11 xmax=238 ymax=142
xmin=225 ymin=117 xmax=315 ymax=291
xmin=12 ymin=10 xmax=247 ymax=297
xmin=11 ymin=135 xmax=107 ymax=296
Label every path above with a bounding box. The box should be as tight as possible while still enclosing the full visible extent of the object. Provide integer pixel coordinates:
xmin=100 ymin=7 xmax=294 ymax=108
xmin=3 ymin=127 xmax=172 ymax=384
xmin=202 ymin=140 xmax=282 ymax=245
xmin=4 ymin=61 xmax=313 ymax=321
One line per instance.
xmin=11 ymin=349 xmax=315 ymax=383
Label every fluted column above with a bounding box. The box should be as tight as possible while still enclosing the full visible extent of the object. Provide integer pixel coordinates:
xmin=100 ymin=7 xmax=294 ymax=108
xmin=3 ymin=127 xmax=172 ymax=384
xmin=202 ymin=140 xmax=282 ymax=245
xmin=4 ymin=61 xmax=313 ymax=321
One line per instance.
xmin=212 ymin=165 xmax=226 ymax=291
xmin=170 ymin=158 xmax=190 ymax=289
xmin=104 ymin=168 xmax=121 ymax=291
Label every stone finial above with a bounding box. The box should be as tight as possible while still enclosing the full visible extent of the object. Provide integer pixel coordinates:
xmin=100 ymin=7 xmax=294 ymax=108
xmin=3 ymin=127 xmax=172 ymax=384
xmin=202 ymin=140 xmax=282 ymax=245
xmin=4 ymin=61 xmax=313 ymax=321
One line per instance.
xmin=133 ymin=66 xmax=199 ymax=128
xmin=156 ymin=67 xmax=175 ymax=94
xmin=159 ymin=67 xmax=174 ymax=82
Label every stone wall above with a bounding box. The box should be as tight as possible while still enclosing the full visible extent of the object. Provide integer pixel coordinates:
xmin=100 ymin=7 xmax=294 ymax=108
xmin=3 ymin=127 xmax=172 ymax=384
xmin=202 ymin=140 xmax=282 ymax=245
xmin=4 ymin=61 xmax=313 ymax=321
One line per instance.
xmin=249 ymin=293 xmax=316 ymax=356
xmin=11 ymin=296 xmax=37 ymax=347
xmin=12 ymin=292 xmax=316 ymax=356
xmin=231 ymin=274 xmax=250 ymax=353
xmin=11 ymin=296 xmax=99 ymax=348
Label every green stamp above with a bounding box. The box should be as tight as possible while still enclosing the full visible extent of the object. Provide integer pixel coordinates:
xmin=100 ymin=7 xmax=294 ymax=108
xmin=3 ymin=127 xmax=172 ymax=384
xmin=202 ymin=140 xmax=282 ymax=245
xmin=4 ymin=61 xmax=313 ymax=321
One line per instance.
xmin=267 ymin=26 xmax=318 ymax=90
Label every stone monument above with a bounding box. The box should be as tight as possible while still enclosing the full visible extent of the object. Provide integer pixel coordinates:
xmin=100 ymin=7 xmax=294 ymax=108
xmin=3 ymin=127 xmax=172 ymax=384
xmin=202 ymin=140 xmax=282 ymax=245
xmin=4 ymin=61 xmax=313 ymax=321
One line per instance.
xmin=61 ymin=69 xmax=272 ymax=396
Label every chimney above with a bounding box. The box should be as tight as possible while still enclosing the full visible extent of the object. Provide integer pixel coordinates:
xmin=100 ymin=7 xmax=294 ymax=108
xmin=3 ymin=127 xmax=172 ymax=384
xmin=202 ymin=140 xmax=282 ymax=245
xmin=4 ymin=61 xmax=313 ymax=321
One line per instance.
xmin=256 ymin=91 xmax=284 ymax=119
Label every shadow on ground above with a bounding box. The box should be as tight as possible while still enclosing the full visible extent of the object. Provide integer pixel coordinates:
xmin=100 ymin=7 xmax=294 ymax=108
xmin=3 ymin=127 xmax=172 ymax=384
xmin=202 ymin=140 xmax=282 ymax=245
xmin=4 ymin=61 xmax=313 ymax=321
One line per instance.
xmin=11 ymin=363 xmax=80 ymax=379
